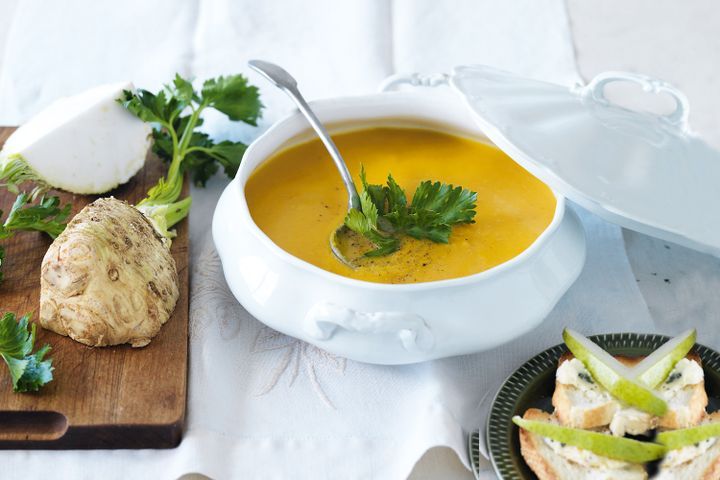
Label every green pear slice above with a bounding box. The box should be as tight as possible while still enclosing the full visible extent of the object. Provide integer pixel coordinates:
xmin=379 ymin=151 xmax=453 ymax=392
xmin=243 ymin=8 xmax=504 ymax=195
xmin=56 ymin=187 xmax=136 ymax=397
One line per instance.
xmin=631 ymin=329 xmax=696 ymax=389
xmin=513 ymin=416 xmax=666 ymax=463
xmin=563 ymin=329 xmax=668 ymax=416
xmin=657 ymin=422 xmax=720 ymax=450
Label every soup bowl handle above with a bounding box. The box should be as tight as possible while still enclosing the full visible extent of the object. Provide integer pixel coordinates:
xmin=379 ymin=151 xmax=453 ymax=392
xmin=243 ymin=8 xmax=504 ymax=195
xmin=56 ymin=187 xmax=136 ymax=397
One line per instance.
xmin=303 ymin=302 xmax=435 ymax=353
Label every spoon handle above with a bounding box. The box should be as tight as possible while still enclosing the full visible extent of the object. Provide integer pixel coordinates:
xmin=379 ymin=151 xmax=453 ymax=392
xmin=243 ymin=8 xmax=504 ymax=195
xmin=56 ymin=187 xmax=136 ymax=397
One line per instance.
xmin=248 ymin=60 xmax=361 ymax=211
xmin=290 ymin=95 xmax=361 ymax=210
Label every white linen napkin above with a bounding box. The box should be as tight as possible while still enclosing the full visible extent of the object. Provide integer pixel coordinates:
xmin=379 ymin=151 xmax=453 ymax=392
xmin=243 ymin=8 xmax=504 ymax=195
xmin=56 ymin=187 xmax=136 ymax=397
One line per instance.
xmin=0 ymin=1 xmax=658 ymax=478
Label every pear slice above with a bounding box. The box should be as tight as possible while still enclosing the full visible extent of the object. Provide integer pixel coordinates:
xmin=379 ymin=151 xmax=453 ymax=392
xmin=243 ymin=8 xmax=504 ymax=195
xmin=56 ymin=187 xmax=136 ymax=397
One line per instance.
xmin=657 ymin=422 xmax=720 ymax=450
xmin=513 ymin=415 xmax=666 ymax=463
xmin=563 ymin=329 xmax=668 ymax=416
xmin=631 ymin=329 xmax=696 ymax=389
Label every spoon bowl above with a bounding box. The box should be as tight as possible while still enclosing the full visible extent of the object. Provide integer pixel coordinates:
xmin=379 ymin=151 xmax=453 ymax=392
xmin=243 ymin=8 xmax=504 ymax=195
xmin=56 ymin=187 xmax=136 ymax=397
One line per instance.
xmin=329 ymin=225 xmax=357 ymax=268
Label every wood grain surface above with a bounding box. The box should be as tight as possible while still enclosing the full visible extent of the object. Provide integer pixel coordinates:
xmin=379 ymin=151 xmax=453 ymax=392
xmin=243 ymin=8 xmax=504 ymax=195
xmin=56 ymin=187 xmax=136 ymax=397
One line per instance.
xmin=0 ymin=127 xmax=188 ymax=449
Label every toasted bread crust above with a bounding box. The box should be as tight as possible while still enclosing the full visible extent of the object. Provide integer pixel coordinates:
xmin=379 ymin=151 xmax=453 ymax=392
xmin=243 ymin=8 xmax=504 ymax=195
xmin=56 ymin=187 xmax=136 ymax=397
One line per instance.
xmin=659 ymin=381 xmax=708 ymax=429
xmin=660 ymin=353 xmax=708 ymax=430
xmin=552 ymin=382 xmax=616 ymax=428
xmin=703 ymin=456 xmax=720 ymax=480
xmin=519 ymin=409 xmax=560 ymax=480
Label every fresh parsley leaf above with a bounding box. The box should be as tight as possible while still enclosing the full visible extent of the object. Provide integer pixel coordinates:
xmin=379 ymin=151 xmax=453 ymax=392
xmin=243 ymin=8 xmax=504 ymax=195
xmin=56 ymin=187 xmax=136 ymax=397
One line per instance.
xmin=359 ymin=165 xmax=386 ymax=213
xmin=344 ymin=191 xmax=400 ymax=257
xmin=119 ymin=89 xmax=178 ymax=126
xmin=14 ymin=344 xmax=53 ymax=392
xmin=343 ymin=167 xmax=477 ymax=257
xmin=385 ymin=174 xmax=407 ymax=212
xmin=205 ymin=141 xmax=248 ymax=175
xmin=183 ymin=134 xmax=247 ymax=186
xmin=0 ymin=193 xmax=70 ymax=281
xmin=151 ymin=127 xmax=174 ymax=161
xmin=201 ymin=75 xmax=262 ymax=125
xmin=344 ymin=208 xmax=372 ymax=236
xmin=0 ymin=313 xmax=53 ymax=393
xmin=171 ymin=73 xmax=197 ymax=106
xmin=403 ymin=210 xmax=453 ymax=243
xmin=410 ymin=181 xmax=477 ymax=226
xmin=359 ymin=190 xmax=379 ymax=228
xmin=1 ymin=193 xmax=70 ymax=239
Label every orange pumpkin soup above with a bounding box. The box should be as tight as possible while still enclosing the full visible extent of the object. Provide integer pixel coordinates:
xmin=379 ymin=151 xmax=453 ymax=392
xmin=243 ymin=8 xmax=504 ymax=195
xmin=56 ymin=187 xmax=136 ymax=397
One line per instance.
xmin=245 ymin=127 xmax=556 ymax=284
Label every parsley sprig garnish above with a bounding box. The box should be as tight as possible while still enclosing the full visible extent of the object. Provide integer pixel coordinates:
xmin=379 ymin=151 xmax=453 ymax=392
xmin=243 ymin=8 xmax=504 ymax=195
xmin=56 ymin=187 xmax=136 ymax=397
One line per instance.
xmin=0 ymin=313 xmax=53 ymax=392
xmin=0 ymin=193 xmax=69 ymax=240
xmin=119 ymin=74 xmax=262 ymax=238
xmin=0 ymin=193 xmax=70 ymax=281
xmin=119 ymin=74 xmax=262 ymax=189
xmin=344 ymin=167 xmax=478 ymax=257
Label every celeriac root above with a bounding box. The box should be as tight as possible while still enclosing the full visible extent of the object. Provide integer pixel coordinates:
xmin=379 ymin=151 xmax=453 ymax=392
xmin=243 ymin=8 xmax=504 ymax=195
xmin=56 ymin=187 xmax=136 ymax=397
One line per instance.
xmin=40 ymin=197 xmax=179 ymax=347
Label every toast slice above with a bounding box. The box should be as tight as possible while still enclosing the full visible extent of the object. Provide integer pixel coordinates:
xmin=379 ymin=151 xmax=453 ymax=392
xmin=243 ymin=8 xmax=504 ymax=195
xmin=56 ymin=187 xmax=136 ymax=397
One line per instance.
xmin=518 ymin=408 xmax=647 ymax=480
xmin=656 ymin=412 xmax=720 ymax=480
xmin=553 ymin=353 xmax=707 ymax=436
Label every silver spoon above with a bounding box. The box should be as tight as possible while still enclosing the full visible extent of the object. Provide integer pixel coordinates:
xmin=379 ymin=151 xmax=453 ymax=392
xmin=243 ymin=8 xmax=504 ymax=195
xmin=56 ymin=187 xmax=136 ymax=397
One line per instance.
xmin=248 ymin=60 xmax=362 ymax=267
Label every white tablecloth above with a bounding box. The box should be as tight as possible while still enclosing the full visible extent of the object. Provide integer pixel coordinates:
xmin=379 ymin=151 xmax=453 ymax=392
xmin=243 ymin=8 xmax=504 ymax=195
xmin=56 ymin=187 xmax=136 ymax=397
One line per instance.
xmin=1 ymin=1 xmax=719 ymax=478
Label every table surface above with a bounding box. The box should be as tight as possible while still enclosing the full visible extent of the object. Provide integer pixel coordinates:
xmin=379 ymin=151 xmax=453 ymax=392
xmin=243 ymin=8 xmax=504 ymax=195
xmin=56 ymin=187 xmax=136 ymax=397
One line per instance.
xmin=1 ymin=0 xmax=719 ymax=478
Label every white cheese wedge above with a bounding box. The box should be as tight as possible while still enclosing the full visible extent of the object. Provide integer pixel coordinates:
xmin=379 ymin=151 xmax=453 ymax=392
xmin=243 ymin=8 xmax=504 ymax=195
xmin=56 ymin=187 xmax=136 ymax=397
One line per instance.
xmin=0 ymin=82 xmax=151 ymax=194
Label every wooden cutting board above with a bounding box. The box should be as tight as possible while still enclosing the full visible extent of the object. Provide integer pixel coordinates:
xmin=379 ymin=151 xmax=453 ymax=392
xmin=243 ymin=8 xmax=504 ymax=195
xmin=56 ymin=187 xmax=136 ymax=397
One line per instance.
xmin=0 ymin=127 xmax=188 ymax=449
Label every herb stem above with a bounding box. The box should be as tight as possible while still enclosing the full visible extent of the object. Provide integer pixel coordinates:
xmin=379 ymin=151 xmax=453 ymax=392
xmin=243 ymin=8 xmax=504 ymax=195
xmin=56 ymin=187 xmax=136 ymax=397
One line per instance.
xmin=165 ymin=123 xmax=180 ymax=167
xmin=183 ymin=146 xmax=213 ymax=155
xmin=177 ymin=102 xmax=206 ymax=156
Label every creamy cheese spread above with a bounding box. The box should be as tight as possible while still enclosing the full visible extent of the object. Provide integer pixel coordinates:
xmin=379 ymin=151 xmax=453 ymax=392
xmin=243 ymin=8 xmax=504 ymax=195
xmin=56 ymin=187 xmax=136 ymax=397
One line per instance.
xmin=543 ymin=438 xmax=645 ymax=479
xmin=610 ymin=408 xmax=654 ymax=437
xmin=557 ymin=358 xmax=592 ymax=386
xmin=544 ymin=438 xmax=629 ymax=469
xmin=557 ymin=358 xmax=614 ymax=404
xmin=659 ymin=358 xmax=704 ymax=391
xmin=661 ymin=438 xmax=716 ymax=468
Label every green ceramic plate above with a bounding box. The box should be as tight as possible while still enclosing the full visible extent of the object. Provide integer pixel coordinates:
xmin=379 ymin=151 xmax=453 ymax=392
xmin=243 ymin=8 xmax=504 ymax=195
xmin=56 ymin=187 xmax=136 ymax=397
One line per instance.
xmin=472 ymin=333 xmax=720 ymax=480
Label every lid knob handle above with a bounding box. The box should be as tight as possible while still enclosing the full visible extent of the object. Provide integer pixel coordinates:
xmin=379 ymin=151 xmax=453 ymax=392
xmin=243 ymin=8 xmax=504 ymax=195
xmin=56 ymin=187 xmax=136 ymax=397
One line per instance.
xmin=582 ymin=72 xmax=690 ymax=131
xmin=379 ymin=73 xmax=449 ymax=92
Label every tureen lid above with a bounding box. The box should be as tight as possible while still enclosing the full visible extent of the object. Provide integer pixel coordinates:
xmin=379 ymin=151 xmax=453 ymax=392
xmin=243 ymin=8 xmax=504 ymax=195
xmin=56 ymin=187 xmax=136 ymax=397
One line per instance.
xmin=449 ymin=65 xmax=720 ymax=256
